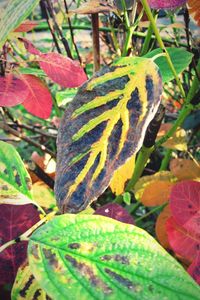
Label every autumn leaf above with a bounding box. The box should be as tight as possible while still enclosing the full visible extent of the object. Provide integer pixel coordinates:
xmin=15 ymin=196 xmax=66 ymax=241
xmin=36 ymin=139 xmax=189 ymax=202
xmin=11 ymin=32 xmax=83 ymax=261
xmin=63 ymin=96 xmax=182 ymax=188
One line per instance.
xmin=155 ymin=205 xmax=171 ymax=249
xmin=18 ymin=37 xmax=41 ymax=55
xmin=94 ymin=203 xmax=134 ymax=224
xmin=187 ymin=0 xmax=200 ymax=26
xmin=20 ymin=74 xmax=53 ymax=119
xmin=14 ymin=20 xmax=39 ymax=32
xmin=32 ymin=181 xmax=56 ymax=209
xmin=188 ymin=255 xmax=200 ymax=285
xmin=38 ymin=52 xmax=87 ymax=88
xmin=170 ymin=159 xmax=200 ymax=181
xmin=134 ymin=171 xmax=176 ymax=200
xmin=141 ymin=180 xmax=174 ymax=206
xmin=0 ymin=74 xmax=29 ymax=107
xmin=0 ymin=204 xmax=40 ymax=285
xmin=148 ymin=0 xmax=187 ymax=9
xmin=157 ymin=123 xmax=187 ymax=151
xmin=110 ymin=154 xmax=135 ymax=195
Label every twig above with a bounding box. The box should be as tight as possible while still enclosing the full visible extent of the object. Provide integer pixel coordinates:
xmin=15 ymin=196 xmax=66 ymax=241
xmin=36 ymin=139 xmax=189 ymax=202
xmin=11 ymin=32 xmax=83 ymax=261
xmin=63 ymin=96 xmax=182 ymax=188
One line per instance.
xmin=0 ymin=122 xmax=56 ymax=158
xmin=92 ymin=13 xmax=100 ymax=72
xmin=63 ymin=0 xmax=82 ymax=63
xmin=27 ymin=161 xmax=54 ymax=189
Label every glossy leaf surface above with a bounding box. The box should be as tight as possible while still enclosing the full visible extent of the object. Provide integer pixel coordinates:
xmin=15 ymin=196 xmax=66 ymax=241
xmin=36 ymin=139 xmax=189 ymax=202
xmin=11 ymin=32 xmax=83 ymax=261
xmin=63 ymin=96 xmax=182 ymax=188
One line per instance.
xmin=0 ymin=74 xmax=29 ymax=107
xmin=11 ymin=262 xmax=48 ymax=300
xmin=20 ymin=74 xmax=52 ymax=119
xmin=0 ymin=204 xmax=40 ymax=285
xmin=55 ymin=57 xmax=162 ymax=212
xmin=0 ymin=141 xmax=32 ymax=204
xmin=94 ymin=203 xmax=134 ymax=224
xmin=0 ymin=0 xmax=40 ymax=49
xmin=39 ymin=53 xmax=87 ymax=88
xmin=28 ymin=214 xmax=200 ymax=300
xmin=144 ymin=48 xmax=193 ymax=83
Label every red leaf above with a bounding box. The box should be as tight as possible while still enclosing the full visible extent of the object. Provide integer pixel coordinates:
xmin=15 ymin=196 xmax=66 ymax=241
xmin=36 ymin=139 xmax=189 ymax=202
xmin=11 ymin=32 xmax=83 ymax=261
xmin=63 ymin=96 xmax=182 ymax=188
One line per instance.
xmin=188 ymin=254 xmax=200 ymax=285
xmin=38 ymin=52 xmax=87 ymax=88
xmin=18 ymin=38 xmax=41 ymax=55
xmin=166 ymin=216 xmax=199 ymax=262
xmin=94 ymin=203 xmax=134 ymax=225
xmin=0 ymin=74 xmax=29 ymax=107
xmin=14 ymin=20 xmax=38 ymax=32
xmin=0 ymin=204 xmax=40 ymax=285
xmin=170 ymin=180 xmax=200 ymax=235
xmin=20 ymin=74 xmax=52 ymax=119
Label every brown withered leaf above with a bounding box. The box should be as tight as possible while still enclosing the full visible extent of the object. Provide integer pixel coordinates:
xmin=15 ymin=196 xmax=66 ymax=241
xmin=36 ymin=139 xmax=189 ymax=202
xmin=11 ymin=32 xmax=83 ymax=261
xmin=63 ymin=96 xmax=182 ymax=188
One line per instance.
xmin=68 ymin=0 xmax=116 ymax=15
xmin=170 ymin=159 xmax=200 ymax=181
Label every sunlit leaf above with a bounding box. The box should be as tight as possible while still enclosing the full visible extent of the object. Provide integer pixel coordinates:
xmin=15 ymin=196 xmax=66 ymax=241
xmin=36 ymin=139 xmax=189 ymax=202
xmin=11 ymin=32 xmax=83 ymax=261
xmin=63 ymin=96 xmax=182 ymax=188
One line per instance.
xmin=29 ymin=214 xmax=200 ymax=299
xmin=134 ymin=171 xmax=176 ymax=200
xmin=0 ymin=141 xmax=32 ymax=204
xmin=144 ymin=48 xmax=193 ymax=83
xmin=187 ymin=0 xmax=200 ymax=26
xmin=38 ymin=53 xmax=87 ymax=88
xmin=0 ymin=204 xmax=40 ymax=285
xmin=11 ymin=262 xmax=49 ymax=300
xmin=0 ymin=0 xmax=40 ymax=49
xmin=55 ymin=57 xmax=162 ymax=213
xmin=166 ymin=217 xmax=199 ymax=262
xmin=170 ymin=181 xmax=200 ymax=235
xmin=68 ymin=0 xmax=116 ymax=15
xmin=170 ymin=159 xmax=200 ymax=181
xmin=94 ymin=203 xmax=134 ymax=224
xmin=155 ymin=205 xmax=171 ymax=249
xmin=157 ymin=123 xmax=187 ymax=151
xmin=0 ymin=74 xmax=29 ymax=107
xmin=14 ymin=20 xmax=39 ymax=32
xmin=20 ymin=74 xmax=53 ymax=119
xmin=141 ymin=180 xmax=174 ymax=206
xmin=110 ymin=154 xmax=135 ymax=195
xmin=56 ymin=89 xmax=77 ymax=107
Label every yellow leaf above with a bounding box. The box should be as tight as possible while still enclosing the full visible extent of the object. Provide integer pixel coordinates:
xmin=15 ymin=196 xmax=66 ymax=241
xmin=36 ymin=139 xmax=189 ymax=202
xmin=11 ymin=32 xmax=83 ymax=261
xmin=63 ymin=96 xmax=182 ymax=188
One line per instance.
xmin=157 ymin=123 xmax=187 ymax=151
xmin=110 ymin=154 xmax=135 ymax=195
xmin=32 ymin=181 xmax=56 ymax=209
xmin=134 ymin=171 xmax=177 ymax=200
xmin=170 ymin=158 xmax=200 ymax=181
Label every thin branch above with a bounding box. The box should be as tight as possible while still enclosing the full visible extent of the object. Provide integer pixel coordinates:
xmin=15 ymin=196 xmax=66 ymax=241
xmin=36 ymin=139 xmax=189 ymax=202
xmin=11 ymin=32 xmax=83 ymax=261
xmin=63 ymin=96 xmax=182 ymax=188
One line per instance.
xmin=92 ymin=13 xmax=100 ymax=72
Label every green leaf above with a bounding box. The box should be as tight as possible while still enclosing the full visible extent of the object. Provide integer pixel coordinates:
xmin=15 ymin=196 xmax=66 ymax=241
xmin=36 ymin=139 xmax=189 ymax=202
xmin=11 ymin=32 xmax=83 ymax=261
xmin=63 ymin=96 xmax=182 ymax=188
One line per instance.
xmin=123 ymin=192 xmax=131 ymax=205
xmin=56 ymin=89 xmax=77 ymax=107
xmin=11 ymin=262 xmax=48 ymax=300
xmin=28 ymin=214 xmax=200 ymax=300
xmin=19 ymin=67 xmax=46 ymax=77
xmin=55 ymin=57 xmax=162 ymax=213
xmin=144 ymin=48 xmax=193 ymax=83
xmin=0 ymin=0 xmax=40 ymax=49
xmin=0 ymin=141 xmax=32 ymax=204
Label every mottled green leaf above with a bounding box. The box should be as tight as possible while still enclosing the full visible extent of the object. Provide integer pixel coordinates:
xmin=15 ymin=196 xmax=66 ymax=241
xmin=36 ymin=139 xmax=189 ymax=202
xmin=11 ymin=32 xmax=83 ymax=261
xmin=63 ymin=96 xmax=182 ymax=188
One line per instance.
xmin=144 ymin=47 xmax=193 ymax=83
xmin=28 ymin=214 xmax=200 ymax=300
xmin=0 ymin=0 xmax=40 ymax=49
xmin=11 ymin=262 xmax=49 ymax=300
xmin=56 ymin=89 xmax=77 ymax=107
xmin=0 ymin=141 xmax=32 ymax=204
xmin=55 ymin=57 xmax=162 ymax=213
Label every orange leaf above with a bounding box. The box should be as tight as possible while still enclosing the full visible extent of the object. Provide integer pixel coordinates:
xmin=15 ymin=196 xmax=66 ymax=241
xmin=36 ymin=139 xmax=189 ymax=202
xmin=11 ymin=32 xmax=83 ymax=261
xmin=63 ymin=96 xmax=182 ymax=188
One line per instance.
xmin=155 ymin=205 xmax=171 ymax=249
xmin=170 ymin=159 xmax=200 ymax=181
xmin=187 ymin=0 xmax=200 ymax=26
xmin=141 ymin=180 xmax=174 ymax=206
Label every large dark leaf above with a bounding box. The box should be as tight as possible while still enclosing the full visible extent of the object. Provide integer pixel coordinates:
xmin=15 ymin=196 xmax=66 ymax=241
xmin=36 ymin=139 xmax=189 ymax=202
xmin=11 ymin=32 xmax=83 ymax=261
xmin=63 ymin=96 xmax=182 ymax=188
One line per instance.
xmin=0 ymin=204 xmax=40 ymax=285
xmin=55 ymin=57 xmax=162 ymax=212
xmin=28 ymin=214 xmax=200 ymax=299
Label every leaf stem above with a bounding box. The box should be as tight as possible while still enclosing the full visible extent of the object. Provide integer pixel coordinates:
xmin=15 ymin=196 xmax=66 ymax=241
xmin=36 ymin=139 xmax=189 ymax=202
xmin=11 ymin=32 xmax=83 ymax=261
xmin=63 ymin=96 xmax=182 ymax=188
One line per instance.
xmin=159 ymin=149 xmax=173 ymax=171
xmin=140 ymin=0 xmax=185 ymax=98
xmin=135 ymin=203 xmax=167 ymax=223
xmin=140 ymin=11 xmax=158 ymax=56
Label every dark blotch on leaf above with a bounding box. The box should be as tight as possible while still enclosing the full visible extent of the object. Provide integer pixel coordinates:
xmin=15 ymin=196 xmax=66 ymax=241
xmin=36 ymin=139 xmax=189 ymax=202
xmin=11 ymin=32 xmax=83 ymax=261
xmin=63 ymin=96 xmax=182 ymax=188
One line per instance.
xmin=19 ymin=275 xmax=34 ymax=297
xmin=104 ymin=268 xmax=139 ymax=291
xmin=31 ymin=244 xmax=39 ymax=260
xmin=15 ymin=174 xmax=22 ymax=186
xmin=43 ymin=249 xmax=58 ymax=269
xmin=65 ymin=255 xmax=112 ymax=294
xmin=68 ymin=243 xmax=81 ymax=249
xmin=101 ymin=254 xmax=130 ymax=265
xmin=33 ymin=289 xmax=42 ymax=300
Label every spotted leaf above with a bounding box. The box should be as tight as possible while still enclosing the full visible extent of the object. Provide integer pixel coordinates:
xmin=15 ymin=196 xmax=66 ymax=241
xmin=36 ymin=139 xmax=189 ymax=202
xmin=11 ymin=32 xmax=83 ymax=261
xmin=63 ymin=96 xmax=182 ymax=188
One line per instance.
xmin=55 ymin=57 xmax=162 ymax=213
xmin=11 ymin=262 xmax=49 ymax=300
xmin=0 ymin=141 xmax=32 ymax=204
xmin=28 ymin=214 xmax=200 ymax=300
